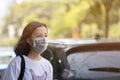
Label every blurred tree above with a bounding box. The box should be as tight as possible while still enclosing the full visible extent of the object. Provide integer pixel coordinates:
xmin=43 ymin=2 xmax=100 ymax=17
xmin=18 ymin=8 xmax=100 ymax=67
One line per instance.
xmin=64 ymin=0 xmax=91 ymax=38
xmin=81 ymin=23 xmax=99 ymax=38
xmin=84 ymin=0 xmax=119 ymax=38
xmin=102 ymin=0 xmax=113 ymax=38
xmin=3 ymin=1 xmax=59 ymax=38
xmin=109 ymin=23 xmax=120 ymax=38
xmin=1 ymin=0 xmax=120 ymax=43
xmin=50 ymin=0 xmax=91 ymax=38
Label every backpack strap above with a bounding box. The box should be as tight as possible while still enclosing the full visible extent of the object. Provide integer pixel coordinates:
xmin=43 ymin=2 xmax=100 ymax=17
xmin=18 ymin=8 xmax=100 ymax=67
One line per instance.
xmin=18 ymin=55 xmax=25 ymax=80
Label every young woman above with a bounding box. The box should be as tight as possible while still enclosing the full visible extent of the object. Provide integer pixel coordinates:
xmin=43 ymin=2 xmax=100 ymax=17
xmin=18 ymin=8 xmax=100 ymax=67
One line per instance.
xmin=3 ymin=21 xmax=53 ymax=80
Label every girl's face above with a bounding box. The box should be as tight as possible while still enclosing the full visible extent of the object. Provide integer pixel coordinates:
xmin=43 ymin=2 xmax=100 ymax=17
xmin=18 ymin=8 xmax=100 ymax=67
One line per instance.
xmin=31 ymin=26 xmax=47 ymax=39
xmin=27 ymin=26 xmax=48 ymax=46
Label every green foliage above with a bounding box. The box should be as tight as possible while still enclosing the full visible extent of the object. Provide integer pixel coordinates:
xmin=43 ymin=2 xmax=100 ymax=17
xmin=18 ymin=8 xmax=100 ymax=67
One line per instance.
xmin=0 ymin=37 xmax=18 ymax=47
xmin=1 ymin=0 xmax=120 ymax=46
xmin=109 ymin=23 xmax=120 ymax=38
xmin=22 ymin=13 xmax=41 ymax=28
xmin=81 ymin=23 xmax=99 ymax=38
xmin=64 ymin=0 xmax=91 ymax=28
xmin=49 ymin=6 xmax=66 ymax=38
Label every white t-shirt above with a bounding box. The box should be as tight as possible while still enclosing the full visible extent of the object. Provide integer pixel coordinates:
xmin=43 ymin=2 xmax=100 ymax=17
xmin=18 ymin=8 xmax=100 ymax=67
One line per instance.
xmin=3 ymin=55 xmax=53 ymax=80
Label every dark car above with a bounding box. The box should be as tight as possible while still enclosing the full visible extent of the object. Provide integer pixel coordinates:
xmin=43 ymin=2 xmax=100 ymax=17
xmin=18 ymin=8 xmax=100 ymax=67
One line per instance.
xmin=42 ymin=39 xmax=120 ymax=80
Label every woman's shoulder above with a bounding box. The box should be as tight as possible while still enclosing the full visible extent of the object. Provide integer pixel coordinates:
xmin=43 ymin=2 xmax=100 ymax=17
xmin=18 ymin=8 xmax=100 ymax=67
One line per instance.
xmin=12 ymin=55 xmax=21 ymax=61
xmin=41 ymin=57 xmax=53 ymax=72
xmin=5 ymin=55 xmax=22 ymax=71
xmin=41 ymin=57 xmax=52 ymax=66
xmin=41 ymin=57 xmax=50 ymax=63
xmin=10 ymin=56 xmax=21 ymax=65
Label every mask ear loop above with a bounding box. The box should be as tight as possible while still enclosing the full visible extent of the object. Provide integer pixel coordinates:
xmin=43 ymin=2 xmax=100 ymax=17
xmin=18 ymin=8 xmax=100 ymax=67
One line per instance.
xmin=33 ymin=39 xmax=36 ymax=47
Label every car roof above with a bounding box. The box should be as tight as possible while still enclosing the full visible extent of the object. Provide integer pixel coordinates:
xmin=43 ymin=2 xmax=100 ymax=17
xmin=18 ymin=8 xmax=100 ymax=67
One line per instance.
xmin=48 ymin=38 xmax=97 ymax=47
xmin=49 ymin=38 xmax=120 ymax=45
xmin=66 ymin=41 xmax=120 ymax=56
xmin=48 ymin=38 xmax=120 ymax=50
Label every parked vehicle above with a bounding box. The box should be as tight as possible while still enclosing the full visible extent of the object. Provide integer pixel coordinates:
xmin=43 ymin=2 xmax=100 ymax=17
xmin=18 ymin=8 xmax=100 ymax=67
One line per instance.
xmin=0 ymin=47 xmax=15 ymax=80
xmin=42 ymin=39 xmax=120 ymax=80
xmin=1 ymin=39 xmax=120 ymax=80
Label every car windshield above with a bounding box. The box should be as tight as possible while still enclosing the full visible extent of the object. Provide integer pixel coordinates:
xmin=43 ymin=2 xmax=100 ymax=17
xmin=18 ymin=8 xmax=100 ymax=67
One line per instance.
xmin=67 ymin=51 xmax=120 ymax=79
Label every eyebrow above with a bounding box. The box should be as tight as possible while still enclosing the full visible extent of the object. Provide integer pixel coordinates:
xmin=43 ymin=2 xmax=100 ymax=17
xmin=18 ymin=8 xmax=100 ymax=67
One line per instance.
xmin=36 ymin=33 xmax=47 ymax=34
xmin=35 ymin=33 xmax=48 ymax=36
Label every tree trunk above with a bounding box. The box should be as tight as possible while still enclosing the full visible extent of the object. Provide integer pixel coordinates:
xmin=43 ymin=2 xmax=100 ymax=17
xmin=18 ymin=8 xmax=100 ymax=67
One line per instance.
xmin=105 ymin=8 xmax=109 ymax=38
xmin=103 ymin=0 xmax=113 ymax=38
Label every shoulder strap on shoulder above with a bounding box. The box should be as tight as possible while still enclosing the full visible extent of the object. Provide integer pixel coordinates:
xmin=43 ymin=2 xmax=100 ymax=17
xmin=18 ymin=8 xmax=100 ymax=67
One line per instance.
xmin=18 ymin=55 xmax=25 ymax=80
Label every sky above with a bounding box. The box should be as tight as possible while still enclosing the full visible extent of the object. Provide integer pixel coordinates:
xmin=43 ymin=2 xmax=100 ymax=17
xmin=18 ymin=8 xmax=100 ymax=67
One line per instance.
xmin=0 ymin=0 xmax=24 ymax=19
xmin=0 ymin=0 xmax=58 ymax=23
xmin=0 ymin=0 xmax=60 ymax=19
xmin=0 ymin=0 xmax=12 ymax=19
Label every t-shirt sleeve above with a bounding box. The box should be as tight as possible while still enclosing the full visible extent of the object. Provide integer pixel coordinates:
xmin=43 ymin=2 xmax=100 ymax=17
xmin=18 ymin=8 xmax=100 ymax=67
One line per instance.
xmin=2 ymin=56 xmax=21 ymax=80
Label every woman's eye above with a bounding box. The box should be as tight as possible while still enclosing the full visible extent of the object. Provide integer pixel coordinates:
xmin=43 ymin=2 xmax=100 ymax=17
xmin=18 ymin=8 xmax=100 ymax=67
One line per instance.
xmin=36 ymin=35 xmax=47 ymax=37
xmin=36 ymin=35 xmax=41 ymax=37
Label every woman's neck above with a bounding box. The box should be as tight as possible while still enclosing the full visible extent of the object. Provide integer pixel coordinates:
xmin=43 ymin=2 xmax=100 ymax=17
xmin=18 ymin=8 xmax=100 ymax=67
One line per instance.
xmin=27 ymin=50 xmax=41 ymax=61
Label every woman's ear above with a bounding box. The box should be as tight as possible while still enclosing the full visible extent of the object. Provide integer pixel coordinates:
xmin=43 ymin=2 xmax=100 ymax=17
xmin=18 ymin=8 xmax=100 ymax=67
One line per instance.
xmin=26 ymin=39 xmax=33 ymax=47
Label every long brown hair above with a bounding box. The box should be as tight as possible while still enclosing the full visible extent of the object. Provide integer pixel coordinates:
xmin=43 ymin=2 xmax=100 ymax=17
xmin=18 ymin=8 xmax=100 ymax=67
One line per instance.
xmin=14 ymin=21 xmax=47 ymax=56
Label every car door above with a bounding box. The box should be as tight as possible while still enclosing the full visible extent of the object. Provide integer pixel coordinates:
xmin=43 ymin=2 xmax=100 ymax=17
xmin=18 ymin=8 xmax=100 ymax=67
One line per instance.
xmin=63 ymin=42 xmax=120 ymax=80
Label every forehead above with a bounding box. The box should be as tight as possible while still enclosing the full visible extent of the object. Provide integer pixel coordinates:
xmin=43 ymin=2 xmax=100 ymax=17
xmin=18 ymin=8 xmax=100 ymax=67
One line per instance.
xmin=33 ymin=26 xmax=47 ymax=34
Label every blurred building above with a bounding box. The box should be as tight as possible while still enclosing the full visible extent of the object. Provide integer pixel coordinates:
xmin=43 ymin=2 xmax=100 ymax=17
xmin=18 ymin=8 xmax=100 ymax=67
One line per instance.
xmin=0 ymin=0 xmax=23 ymax=37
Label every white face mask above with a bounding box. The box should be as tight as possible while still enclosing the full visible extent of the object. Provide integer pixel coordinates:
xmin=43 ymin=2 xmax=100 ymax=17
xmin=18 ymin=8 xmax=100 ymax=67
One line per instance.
xmin=33 ymin=37 xmax=48 ymax=54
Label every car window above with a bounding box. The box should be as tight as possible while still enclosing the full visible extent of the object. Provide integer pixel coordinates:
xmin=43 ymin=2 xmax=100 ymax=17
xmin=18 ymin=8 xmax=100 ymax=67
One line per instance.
xmin=67 ymin=51 xmax=120 ymax=79
xmin=0 ymin=56 xmax=13 ymax=64
xmin=0 ymin=48 xmax=15 ymax=69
